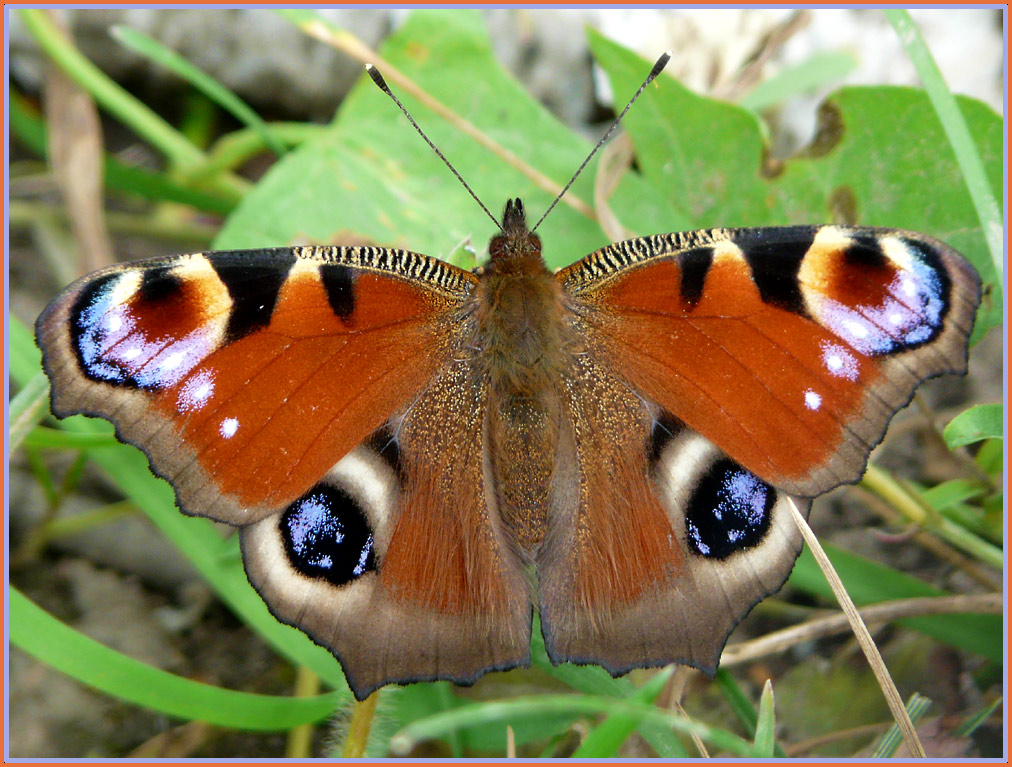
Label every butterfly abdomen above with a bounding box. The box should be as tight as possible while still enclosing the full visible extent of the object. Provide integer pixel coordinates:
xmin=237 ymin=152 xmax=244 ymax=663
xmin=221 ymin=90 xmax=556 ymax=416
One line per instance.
xmin=472 ymin=204 xmax=573 ymax=554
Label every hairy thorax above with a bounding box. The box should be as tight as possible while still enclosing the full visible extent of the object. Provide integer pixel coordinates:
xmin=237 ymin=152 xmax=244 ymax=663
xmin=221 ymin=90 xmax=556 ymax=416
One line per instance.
xmin=469 ymin=249 xmax=571 ymax=554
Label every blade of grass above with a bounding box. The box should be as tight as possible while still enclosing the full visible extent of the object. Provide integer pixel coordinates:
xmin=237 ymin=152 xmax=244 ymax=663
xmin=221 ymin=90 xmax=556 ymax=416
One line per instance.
xmin=199 ymin=122 xmax=323 ymax=179
xmin=786 ymin=498 xmax=925 ymax=757
xmin=862 ymin=465 xmax=1003 ymax=568
xmin=740 ymin=51 xmax=857 ymax=111
xmin=885 ymin=9 xmax=1003 ymax=280
xmin=111 ymin=25 xmax=287 ymax=159
xmin=9 ymin=373 xmax=51 ymax=452
xmin=341 ymin=692 xmax=381 ymax=757
xmin=872 ymin=693 xmax=932 ymax=757
xmin=10 ymin=587 xmax=341 ymax=730
xmin=389 ymin=695 xmax=757 ymax=757
xmin=18 ymin=9 xmax=246 ymax=202
xmin=23 ymin=424 xmax=122 ymax=450
xmin=714 ymin=669 xmax=787 ymax=758
xmin=11 ymin=200 xmax=219 ymax=245
xmin=571 ymin=667 xmax=674 ymax=757
xmin=529 ymin=615 xmax=687 ymax=755
xmin=954 ymin=697 xmax=1003 ymax=737
xmin=11 ymin=86 xmax=234 ymax=214
xmin=9 ymin=312 xmax=43 ymax=382
xmin=752 ymin=680 xmax=776 ymax=758
xmin=285 ymin=666 xmax=321 ymax=757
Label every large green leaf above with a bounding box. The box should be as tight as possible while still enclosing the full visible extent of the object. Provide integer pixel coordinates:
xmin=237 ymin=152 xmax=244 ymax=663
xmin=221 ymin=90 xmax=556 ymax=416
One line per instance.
xmin=217 ymin=10 xmax=674 ymax=267
xmin=589 ymin=30 xmax=1002 ymax=343
xmin=789 ymin=543 xmax=1002 ymax=662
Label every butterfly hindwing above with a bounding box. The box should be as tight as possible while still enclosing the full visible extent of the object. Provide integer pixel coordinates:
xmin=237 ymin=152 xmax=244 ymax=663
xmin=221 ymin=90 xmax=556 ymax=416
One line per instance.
xmin=242 ymin=358 xmax=531 ymax=699
xmin=559 ymin=225 xmax=981 ymax=497
xmin=538 ymin=353 xmax=809 ymax=673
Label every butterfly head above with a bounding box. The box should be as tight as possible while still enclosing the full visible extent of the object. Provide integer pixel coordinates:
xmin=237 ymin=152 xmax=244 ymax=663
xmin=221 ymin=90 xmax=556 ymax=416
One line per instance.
xmin=488 ymin=198 xmax=543 ymax=269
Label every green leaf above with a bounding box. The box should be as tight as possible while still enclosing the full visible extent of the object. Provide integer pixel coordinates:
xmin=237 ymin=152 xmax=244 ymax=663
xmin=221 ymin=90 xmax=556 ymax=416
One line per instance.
xmin=974 ymin=438 xmax=1003 ymax=474
xmin=789 ymin=543 xmax=1002 ymax=662
xmin=217 ymin=10 xmax=674 ymax=266
xmin=944 ymin=403 xmax=1004 ymax=447
xmin=389 ymin=695 xmax=755 ymax=757
xmin=589 ymin=30 xmax=1002 ymax=344
xmin=10 ymin=587 xmax=341 ymax=730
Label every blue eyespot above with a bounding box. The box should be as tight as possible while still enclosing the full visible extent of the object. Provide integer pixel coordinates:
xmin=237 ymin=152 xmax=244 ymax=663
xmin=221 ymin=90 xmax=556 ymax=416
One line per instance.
xmin=281 ymin=486 xmax=375 ymax=585
xmin=686 ymin=460 xmax=774 ymax=559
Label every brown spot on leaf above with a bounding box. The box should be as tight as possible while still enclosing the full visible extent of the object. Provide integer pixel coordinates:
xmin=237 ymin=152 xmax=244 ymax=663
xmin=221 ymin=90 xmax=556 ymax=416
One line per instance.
xmin=828 ymin=185 xmax=858 ymax=225
xmin=804 ymin=101 xmax=845 ymax=158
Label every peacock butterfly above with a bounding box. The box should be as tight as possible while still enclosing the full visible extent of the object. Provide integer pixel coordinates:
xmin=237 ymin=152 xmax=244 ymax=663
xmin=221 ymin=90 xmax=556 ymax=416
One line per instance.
xmin=34 ymin=55 xmax=981 ymax=701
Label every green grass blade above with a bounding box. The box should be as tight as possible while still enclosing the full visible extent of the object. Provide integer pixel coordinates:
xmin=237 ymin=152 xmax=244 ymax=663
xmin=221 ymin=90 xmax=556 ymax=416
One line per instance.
xmin=885 ymin=9 xmax=1003 ymax=280
xmin=18 ymin=9 xmax=204 ymax=170
xmin=22 ymin=425 xmax=122 ymax=450
xmin=714 ymin=669 xmax=787 ymax=757
xmin=752 ymin=680 xmax=776 ymax=757
xmin=571 ymin=667 xmax=674 ymax=757
xmin=10 ymin=587 xmax=341 ymax=730
xmin=529 ymin=616 xmax=688 ymax=755
xmin=389 ymin=695 xmax=755 ymax=757
xmin=954 ymin=697 xmax=1003 ymax=737
xmin=10 ymin=71 xmax=234 ymax=215
xmin=872 ymin=693 xmax=931 ymax=757
xmin=9 ymin=313 xmax=42 ymax=383
xmin=740 ymin=51 xmax=857 ymax=111
xmin=944 ymin=403 xmax=1004 ymax=448
xmin=9 ymin=373 xmax=51 ymax=452
xmin=111 ymin=25 xmax=287 ymax=159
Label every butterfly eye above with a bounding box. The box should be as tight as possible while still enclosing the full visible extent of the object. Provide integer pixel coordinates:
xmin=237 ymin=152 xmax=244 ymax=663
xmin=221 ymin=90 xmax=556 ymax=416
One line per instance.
xmin=527 ymin=233 xmax=542 ymax=256
xmin=488 ymin=235 xmax=508 ymax=260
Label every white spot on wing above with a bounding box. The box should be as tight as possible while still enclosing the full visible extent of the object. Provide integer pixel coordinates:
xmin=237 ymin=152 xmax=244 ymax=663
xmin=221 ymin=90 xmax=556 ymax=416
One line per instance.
xmin=821 ymin=341 xmax=859 ymax=381
xmin=220 ymin=417 xmax=239 ymax=438
xmin=804 ymin=390 xmax=822 ymax=410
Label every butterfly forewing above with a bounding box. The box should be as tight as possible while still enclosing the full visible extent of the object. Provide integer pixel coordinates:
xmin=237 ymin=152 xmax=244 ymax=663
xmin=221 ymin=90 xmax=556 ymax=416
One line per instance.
xmin=559 ymin=225 xmax=981 ymax=498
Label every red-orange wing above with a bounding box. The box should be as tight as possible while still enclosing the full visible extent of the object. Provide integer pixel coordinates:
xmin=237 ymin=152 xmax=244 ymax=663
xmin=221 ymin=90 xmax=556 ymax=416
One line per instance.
xmin=37 ymin=246 xmax=473 ymax=524
xmin=559 ymin=225 xmax=980 ymax=497
xmin=37 ymin=245 xmax=533 ymax=698
xmin=536 ymin=225 xmax=978 ymax=675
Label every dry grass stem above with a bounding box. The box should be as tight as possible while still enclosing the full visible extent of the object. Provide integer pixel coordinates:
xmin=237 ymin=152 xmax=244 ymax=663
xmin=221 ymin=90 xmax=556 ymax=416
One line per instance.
xmin=785 ymin=497 xmax=926 ymax=758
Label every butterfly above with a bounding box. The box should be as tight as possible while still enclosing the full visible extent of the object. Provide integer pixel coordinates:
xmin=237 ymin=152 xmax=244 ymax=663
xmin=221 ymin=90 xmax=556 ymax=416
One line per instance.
xmin=34 ymin=60 xmax=981 ymax=702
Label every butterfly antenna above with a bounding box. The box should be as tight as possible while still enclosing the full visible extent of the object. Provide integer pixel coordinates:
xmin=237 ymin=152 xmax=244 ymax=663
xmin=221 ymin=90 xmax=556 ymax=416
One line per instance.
xmin=531 ymin=51 xmax=671 ymax=233
xmin=366 ymin=64 xmax=504 ymax=233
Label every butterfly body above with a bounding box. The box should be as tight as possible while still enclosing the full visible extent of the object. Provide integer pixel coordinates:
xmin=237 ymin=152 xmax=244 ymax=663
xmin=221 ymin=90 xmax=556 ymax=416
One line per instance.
xmin=36 ymin=198 xmax=980 ymax=698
